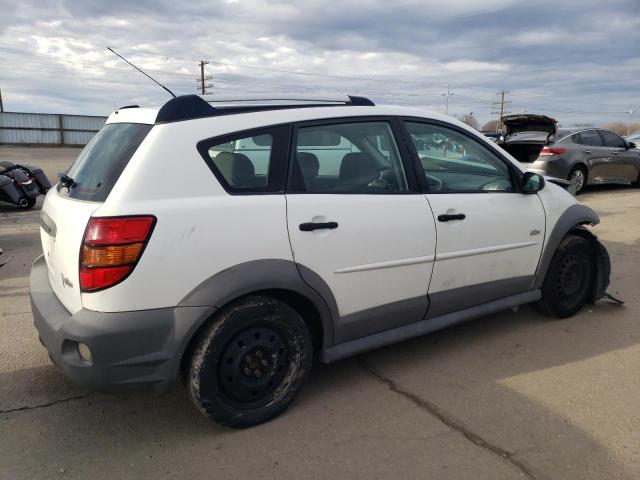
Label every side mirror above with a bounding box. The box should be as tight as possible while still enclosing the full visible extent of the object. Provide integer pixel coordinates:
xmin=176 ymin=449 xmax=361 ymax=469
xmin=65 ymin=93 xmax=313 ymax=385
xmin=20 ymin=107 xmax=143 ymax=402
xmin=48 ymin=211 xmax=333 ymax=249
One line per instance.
xmin=627 ymin=141 xmax=636 ymax=150
xmin=521 ymin=172 xmax=545 ymax=194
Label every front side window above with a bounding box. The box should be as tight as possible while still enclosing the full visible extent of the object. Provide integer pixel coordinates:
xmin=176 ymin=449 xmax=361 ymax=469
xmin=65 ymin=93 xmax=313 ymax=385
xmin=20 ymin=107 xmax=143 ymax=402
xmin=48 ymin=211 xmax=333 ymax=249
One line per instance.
xmin=405 ymin=122 xmax=514 ymax=193
xmin=599 ymin=130 xmax=625 ymax=148
xmin=577 ymin=130 xmax=603 ymax=147
xmin=291 ymin=122 xmax=408 ymax=193
xmin=198 ymin=126 xmax=288 ymax=193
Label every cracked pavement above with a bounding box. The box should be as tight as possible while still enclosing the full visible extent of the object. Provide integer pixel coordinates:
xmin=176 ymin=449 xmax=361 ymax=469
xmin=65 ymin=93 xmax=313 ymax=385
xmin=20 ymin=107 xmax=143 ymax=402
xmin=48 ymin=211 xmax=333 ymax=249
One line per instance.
xmin=1 ymin=147 xmax=640 ymax=479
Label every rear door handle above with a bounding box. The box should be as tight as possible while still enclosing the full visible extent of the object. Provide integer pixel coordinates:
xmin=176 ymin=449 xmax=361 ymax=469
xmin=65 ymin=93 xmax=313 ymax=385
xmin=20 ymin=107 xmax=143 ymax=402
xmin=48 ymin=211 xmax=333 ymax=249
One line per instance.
xmin=299 ymin=221 xmax=339 ymax=232
xmin=438 ymin=213 xmax=466 ymax=222
xmin=583 ymin=149 xmax=592 ymax=154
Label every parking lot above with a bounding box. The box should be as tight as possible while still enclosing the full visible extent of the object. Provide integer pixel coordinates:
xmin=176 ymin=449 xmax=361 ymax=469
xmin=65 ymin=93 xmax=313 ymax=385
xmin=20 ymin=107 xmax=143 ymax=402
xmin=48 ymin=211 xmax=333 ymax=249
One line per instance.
xmin=1 ymin=146 xmax=639 ymax=479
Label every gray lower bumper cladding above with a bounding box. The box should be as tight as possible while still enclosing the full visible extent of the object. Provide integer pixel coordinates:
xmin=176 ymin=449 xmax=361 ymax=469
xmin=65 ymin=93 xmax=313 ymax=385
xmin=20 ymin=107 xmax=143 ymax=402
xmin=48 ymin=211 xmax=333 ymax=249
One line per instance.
xmin=30 ymin=255 xmax=215 ymax=393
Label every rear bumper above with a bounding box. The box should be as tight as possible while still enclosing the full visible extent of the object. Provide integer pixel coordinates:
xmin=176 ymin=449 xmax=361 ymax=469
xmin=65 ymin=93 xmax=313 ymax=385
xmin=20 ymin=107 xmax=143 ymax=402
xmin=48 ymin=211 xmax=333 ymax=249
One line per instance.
xmin=30 ymin=255 xmax=214 ymax=393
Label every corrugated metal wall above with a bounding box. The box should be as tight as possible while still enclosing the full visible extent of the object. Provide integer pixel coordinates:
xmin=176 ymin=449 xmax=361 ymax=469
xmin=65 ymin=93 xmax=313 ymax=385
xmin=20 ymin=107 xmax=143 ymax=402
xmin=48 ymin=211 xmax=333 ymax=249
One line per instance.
xmin=0 ymin=112 xmax=107 ymax=146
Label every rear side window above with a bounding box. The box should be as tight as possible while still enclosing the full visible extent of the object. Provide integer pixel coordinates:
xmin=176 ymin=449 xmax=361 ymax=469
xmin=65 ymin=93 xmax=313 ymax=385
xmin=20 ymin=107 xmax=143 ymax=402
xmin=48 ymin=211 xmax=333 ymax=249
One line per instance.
xmin=577 ymin=130 xmax=602 ymax=147
xmin=599 ymin=130 xmax=625 ymax=148
xmin=60 ymin=123 xmax=152 ymax=202
xmin=197 ymin=126 xmax=289 ymax=194
xmin=289 ymin=121 xmax=408 ymax=193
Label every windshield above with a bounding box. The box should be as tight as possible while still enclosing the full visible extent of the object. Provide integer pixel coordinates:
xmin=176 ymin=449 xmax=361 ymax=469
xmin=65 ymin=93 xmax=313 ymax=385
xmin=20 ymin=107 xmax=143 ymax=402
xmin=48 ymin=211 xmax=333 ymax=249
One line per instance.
xmin=628 ymin=130 xmax=640 ymax=141
xmin=60 ymin=123 xmax=152 ymax=202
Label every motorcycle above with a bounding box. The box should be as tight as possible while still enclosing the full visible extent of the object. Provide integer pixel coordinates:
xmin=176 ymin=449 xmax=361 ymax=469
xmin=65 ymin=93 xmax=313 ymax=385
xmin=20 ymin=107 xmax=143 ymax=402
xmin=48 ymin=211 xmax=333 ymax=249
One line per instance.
xmin=0 ymin=161 xmax=52 ymax=209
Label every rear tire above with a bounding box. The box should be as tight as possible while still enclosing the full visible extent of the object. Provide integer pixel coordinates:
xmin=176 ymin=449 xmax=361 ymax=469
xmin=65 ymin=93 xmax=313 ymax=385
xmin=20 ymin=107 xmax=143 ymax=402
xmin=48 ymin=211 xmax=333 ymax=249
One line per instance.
xmin=187 ymin=295 xmax=313 ymax=428
xmin=567 ymin=165 xmax=588 ymax=195
xmin=535 ymin=234 xmax=595 ymax=318
xmin=18 ymin=197 xmax=36 ymax=209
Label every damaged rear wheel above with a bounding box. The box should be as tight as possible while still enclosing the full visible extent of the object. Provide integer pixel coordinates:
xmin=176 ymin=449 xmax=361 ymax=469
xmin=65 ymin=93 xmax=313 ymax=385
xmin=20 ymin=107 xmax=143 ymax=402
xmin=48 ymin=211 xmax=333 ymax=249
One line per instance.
xmin=187 ymin=295 xmax=312 ymax=428
xmin=535 ymin=234 xmax=595 ymax=318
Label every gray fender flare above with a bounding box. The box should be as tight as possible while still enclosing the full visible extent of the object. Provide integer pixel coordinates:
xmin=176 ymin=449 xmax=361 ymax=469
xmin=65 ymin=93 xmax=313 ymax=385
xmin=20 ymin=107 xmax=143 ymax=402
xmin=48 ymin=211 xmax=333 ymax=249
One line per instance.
xmin=178 ymin=259 xmax=336 ymax=348
xmin=533 ymin=204 xmax=610 ymax=300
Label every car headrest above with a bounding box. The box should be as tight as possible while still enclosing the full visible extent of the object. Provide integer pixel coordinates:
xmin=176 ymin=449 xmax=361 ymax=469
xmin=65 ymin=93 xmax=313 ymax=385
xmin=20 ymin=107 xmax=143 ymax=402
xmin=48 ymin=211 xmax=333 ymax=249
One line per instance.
xmin=338 ymin=152 xmax=378 ymax=187
xmin=296 ymin=152 xmax=320 ymax=182
xmin=214 ymin=152 xmax=255 ymax=187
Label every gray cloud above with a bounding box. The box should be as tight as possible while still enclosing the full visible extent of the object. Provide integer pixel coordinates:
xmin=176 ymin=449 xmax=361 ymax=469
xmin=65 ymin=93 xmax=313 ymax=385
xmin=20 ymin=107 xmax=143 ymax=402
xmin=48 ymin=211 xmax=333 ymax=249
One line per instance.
xmin=0 ymin=0 xmax=638 ymax=126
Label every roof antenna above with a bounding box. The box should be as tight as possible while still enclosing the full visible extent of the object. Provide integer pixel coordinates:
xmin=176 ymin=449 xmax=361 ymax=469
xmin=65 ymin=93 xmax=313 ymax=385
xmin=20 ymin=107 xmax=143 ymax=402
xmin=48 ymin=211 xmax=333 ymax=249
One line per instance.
xmin=107 ymin=46 xmax=176 ymax=98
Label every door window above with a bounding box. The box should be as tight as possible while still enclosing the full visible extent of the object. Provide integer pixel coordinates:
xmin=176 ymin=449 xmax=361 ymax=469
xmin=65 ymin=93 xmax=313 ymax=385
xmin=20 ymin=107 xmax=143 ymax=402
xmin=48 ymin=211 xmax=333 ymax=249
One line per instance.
xmin=290 ymin=122 xmax=408 ymax=193
xmin=404 ymin=122 xmax=514 ymax=192
xmin=599 ymin=130 xmax=626 ymax=148
xmin=577 ymin=130 xmax=603 ymax=147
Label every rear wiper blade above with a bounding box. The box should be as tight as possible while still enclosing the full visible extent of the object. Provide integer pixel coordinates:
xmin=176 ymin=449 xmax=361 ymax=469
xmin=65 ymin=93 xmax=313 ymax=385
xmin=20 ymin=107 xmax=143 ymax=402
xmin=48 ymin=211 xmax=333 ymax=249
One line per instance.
xmin=59 ymin=173 xmax=77 ymax=191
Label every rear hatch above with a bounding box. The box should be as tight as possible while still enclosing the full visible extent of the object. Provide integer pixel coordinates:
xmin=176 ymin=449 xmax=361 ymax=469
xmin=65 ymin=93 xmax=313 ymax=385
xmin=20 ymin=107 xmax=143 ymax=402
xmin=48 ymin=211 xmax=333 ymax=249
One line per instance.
xmin=500 ymin=114 xmax=558 ymax=163
xmin=502 ymin=114 xmax=557 ymax=137
xmin=39 ymin=122 xmax=152 ymax=313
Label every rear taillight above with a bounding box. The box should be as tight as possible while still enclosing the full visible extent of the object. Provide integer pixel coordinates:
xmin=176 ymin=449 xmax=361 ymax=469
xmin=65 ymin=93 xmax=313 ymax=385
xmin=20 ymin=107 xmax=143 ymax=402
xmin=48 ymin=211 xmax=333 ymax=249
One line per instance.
xmin=80 ymin=216 xmax=155 ymax=292
xmin=539 ymin=147 xmax=566 ymax=156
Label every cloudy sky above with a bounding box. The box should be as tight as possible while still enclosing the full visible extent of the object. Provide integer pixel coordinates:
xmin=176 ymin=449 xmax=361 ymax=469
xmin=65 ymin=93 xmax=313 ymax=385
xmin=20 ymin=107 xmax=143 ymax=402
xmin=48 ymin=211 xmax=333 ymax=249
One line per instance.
xmin=1 ymin=0 xmax=638 ymax=127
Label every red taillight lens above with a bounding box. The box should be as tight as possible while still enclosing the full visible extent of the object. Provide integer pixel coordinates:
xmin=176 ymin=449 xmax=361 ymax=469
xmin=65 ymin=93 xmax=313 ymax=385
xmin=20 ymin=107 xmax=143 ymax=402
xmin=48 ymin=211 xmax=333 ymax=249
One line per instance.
xmin=84 ymin=217 xmax=155 ymax=245
xmin=80 ymin=265 xmax=132 ymax=291
xmin=539 ymin=147 xmax=566 ymax=156
xmin=80 ymin=216 xmax=155 ymax=292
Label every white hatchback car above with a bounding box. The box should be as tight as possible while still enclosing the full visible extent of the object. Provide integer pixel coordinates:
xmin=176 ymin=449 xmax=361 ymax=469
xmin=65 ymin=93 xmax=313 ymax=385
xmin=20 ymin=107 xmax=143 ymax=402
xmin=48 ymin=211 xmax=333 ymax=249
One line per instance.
xmin=31 ymin=94 xmax=612 ymax=427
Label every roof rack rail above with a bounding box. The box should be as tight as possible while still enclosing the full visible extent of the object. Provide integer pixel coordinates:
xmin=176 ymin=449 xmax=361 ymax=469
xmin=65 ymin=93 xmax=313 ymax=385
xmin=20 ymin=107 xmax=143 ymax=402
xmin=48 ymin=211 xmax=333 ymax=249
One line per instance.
xmin=155 ymin=94 xmax=374 ymax=124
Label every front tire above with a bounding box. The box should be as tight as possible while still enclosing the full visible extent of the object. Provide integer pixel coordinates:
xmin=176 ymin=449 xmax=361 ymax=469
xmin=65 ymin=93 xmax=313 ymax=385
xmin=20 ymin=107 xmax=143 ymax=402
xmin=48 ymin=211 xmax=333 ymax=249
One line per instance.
xmin=567 ymin=166 xmax=587 ymax=195
xmin=187 ymin=295 xmax=313 ymax=428
xmin=535 ymin=234 xmax=595 ymax=318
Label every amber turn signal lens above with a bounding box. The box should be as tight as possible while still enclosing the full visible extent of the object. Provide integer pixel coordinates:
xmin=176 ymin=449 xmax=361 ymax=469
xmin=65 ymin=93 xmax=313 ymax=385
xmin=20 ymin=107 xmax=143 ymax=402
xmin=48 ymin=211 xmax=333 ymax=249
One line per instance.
xmin=81 ymin=243 xmax=144 ymax=267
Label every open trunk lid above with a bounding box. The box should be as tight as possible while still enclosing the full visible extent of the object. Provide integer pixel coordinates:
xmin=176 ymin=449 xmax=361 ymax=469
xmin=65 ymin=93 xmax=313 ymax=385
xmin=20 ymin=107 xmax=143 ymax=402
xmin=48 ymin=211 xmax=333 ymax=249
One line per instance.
xmin=39 ymin=122 xmax=152 ymax=313
xmin=502 ymin=114 xmax=557 ymax=136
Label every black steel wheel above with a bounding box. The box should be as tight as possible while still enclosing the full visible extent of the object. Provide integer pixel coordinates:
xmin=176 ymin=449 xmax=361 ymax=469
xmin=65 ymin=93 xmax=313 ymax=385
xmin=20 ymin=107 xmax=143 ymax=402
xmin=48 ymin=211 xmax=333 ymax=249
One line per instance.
xmin=536 ymin=234 xmax=595 ymax=318
xmin=187 ymin=295 xmax=312 ymax=428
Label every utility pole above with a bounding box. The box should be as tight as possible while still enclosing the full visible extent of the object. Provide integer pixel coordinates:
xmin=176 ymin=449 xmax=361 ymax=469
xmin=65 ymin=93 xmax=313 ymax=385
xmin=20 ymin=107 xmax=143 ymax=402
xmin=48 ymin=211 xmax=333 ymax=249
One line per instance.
xmin=442 ymin=84 xmax=453 ymax=116
xmin=627 ymin=105 xmax=634 ymax=136
xmin=491 ymin=90 xmax=512 ymax=132
xmin=197 ymin=61 xmax=213 ymax=95
xmin=0 ymin=86 xmax=4 ymax=113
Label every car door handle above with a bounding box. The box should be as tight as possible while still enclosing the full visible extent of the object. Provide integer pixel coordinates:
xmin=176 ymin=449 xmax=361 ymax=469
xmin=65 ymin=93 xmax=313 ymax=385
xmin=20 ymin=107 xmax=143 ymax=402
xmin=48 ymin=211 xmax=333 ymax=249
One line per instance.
xmin=299 ymin=221 xmax=339 ymax=232
xmin=583 ymin=149 xmax=592 ymax=154
xmin=612 ymin=151 xmax=619 ymax=155
xmin=437 ymin=213 xmax=466 ymax=222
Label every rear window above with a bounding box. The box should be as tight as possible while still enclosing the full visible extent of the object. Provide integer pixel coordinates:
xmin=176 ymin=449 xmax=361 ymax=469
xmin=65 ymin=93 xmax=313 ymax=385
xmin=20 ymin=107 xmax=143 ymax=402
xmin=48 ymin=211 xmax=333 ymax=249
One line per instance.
xmin=59 ymin=123 xmax=152 ymax=202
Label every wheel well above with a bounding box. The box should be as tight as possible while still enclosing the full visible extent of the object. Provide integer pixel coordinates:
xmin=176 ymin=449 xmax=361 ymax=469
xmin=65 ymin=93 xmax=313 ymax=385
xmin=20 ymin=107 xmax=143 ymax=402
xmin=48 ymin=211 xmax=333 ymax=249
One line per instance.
xmin=179 ymin=289 xmax=325 ymax=381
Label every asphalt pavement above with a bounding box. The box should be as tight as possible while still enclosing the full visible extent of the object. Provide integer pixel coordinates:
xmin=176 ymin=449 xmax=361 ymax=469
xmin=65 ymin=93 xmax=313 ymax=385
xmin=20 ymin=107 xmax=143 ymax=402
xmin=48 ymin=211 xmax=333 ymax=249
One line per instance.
xmin=1 ymin=146 xmax=639 ymax=480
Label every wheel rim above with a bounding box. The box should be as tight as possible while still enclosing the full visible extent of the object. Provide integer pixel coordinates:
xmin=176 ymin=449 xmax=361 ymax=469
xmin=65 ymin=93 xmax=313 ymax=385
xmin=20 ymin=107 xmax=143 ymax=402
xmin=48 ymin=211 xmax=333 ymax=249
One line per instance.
xmin=217 ymin=325 xmax=289 ymax=405
xmin=555 ymin=252 xmax=589 ymax=307
xmin=570 ymin=169 xmax=585 ymax=192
